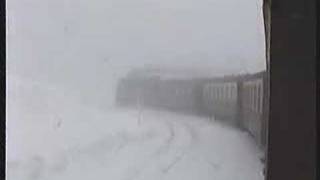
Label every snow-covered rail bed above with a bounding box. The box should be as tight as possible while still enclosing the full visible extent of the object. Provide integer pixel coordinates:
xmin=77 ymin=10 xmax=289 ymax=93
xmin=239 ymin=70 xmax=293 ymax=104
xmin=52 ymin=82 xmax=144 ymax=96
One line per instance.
xmin=6 ymin=77 xmax=263 ymax=180
xmin=7 ymin=108 xmax=264 ymax=180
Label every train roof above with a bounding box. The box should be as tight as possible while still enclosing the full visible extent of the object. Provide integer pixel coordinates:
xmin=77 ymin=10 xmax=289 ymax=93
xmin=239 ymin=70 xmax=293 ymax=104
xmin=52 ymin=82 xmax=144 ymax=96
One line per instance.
xmin=124 ymin=67 xmax=266 ymax=82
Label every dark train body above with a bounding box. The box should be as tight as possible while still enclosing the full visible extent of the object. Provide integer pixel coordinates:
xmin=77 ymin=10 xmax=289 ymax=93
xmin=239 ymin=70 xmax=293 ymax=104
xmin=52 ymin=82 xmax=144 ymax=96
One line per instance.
xmin=115 ymin=69 xmax=268 ymax=149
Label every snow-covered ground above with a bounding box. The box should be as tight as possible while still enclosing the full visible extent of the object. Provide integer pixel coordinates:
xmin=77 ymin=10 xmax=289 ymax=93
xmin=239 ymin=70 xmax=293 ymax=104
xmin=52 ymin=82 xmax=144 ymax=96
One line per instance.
xmin=6 ymin=76 xmax=264 ymax=180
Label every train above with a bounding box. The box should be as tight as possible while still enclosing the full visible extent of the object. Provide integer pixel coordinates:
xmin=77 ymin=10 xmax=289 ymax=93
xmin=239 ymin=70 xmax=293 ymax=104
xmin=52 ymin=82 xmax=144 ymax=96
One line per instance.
xmin=115 ymin=68 xmax=268 ymax=150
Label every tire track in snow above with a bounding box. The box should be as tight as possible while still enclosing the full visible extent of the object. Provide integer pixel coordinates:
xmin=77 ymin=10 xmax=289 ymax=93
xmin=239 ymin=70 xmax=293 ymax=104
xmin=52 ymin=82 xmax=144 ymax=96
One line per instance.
xmin=158 ymin=119 xmax=199 ymax=175
xmin=120 ymin=117 xmax=178 ymax=180
xmin=122 ymin=113 xmax=200 ymax=180
xmin=152 ymin=119 xmax=176 ymax=156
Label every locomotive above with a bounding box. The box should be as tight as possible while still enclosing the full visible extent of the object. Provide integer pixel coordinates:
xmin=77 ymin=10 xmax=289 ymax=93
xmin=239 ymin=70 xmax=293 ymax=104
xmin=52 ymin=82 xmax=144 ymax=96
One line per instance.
xmin=115 ymin=68 xmax=268 ymax=150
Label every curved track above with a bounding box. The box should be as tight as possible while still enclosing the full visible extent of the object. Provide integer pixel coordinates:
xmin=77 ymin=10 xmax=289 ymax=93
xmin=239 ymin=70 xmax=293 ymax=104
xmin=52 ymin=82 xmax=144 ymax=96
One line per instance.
xmin=7 ymin=108 xmax=264 ymax=180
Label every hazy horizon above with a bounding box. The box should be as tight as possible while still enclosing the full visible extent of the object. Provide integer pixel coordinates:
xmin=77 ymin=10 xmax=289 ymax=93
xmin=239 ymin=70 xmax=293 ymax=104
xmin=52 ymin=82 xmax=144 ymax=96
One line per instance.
xmin=7 ymin=0 xmax=266 ymax=107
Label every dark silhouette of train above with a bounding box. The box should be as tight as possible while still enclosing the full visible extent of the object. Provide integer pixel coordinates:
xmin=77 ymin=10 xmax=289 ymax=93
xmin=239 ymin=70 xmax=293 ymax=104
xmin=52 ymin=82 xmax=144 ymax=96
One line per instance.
xmin=115 ymin=67 xmax=268 ymax=150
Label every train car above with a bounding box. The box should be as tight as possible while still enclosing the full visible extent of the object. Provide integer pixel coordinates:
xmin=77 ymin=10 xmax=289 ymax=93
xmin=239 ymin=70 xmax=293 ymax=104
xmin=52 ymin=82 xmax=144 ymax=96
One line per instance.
xmin=115 ymin=68 xmax=268 ymax=149
xmin=202 ymin=81 xmax=239 ymax=126
xmin=115 ymin=76 xmax=161 ymax=108
xmin=200 ymin=71 xmax=267 ymax=147
xmin=115 ymin=69 xmax=208 ymax=115
xmin=147 ymin=78 xmax=205 ymax=115
xmin=239 ymin=72 xmax=267 ymax=149
xmin=115 ymin=78 xmax=139 ymax=106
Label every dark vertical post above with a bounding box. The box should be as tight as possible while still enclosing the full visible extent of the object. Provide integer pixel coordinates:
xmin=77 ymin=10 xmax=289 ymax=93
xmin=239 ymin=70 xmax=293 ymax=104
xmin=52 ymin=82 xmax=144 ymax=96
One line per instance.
xmin=267 ymin=0 xmax=316 ymax=179
xmin=262 ymin=0 xmax=271 ymax=156
xmin=0 ymin=0 xmax=5 ymax=177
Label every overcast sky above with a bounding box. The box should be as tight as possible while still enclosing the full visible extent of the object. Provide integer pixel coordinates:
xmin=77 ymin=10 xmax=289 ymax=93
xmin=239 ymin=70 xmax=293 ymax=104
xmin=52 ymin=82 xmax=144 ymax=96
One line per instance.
xmin=7 ymin=0 xmax=266 ymax=106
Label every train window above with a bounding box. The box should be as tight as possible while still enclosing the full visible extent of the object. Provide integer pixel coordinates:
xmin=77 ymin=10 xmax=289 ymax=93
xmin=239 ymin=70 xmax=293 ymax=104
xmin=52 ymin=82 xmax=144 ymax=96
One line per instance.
xmin=257 ymin=83 xmax=261 ymax=113
xmin=253 ymin=84 xmax=256 ymax=112
xmin=247 ymin=86 xmax=250 ymax=109
xmin=221 ymin=85 xmax=224 ymax=100
xmin=243 ymin=85 xmax=246 ymax=108
xmin=258 ymin=82 xmax=262 ymax=113
xmin=219 ymin=85 xmax=222 ymax=100
xmin=231 ymin=84 xmax=233 ymax=99
xmin=231 ymin=84 xmax=234 ymax=99
xmin=211 ymin=87 xmax=214 ymax=100
xmin=256 ymin=84 xmax=258 ymax=112
xmin=252 ymin=84 xmax=255 ymax=111
xmin=228 ymin=84 xmax=231 ymax=99
xmin=244 ymin=85 xmax=248 ymax=108
xmin=256 ymin=81 xmax=261 ymax=113
xmin=212 ymin=85 xmax=215 ymax=99
xmin=225 ymin=85 xmax=228 ymax=100
xmin=212 ymin=87 xmax=214 ymax=100
xmin=248 ymin=85 xmax=251 ymax=110
xmin=251 ymin=85 xmax=254 ymax=111
xmin=257 ymin=83 xmax=260 ymax=113
xmin=235 ymin=85 xmax=238 ymax=100
xmin=246 ymin=85 xmax=249 ymax=109
xmin=249 ymin=86 xmax=252 ymax=110
xmin=217 ymin=85 xmax=220 ymax=100
xmin=217 ymin=86 xmax=219 ymax=100
xmin=204 ymin=86 xmax=208 ymax=99
xmin=258 ymin=85 xmax=261 ymax=113
xmin=254 ymin=83 xmax=257 ymax=112
xmin=251 ymin=84 xmax=254 ymax=111
xmin=250 ymin=85 xmax=253 ymax=111
xmin=233 ymin=84 xmax=237 ymax=100
xmin=219 ymin=85 xmax=221 ymax=100
xmin=229 ymin=84 xmax=232 ymax=99
xmin=216 ymin=85 xmax=219 ymax=100
xmin=226 ymin=85 xmax=229 ymax=99
xmin=205 ymin=86 xmax=209 ymax=100
xmin=222 ymin=85 xmax=226 ymax=100
xmin=249 ymin=84 xmax=252 ymax=110
xmin=224 ymin=85 xmax=227 ymax=99
xmin=252 ymin=84 xmax=255 ymax=112
xmin=250 ymin=84 xmax=252 ymax=108
xmin=260 ymin=82 xmax=263 ymax=113
xmin=230 ymin=84 xmax=232 ymax=99
xmin=214 ymin=86 xmax=218 ymax=99
xmin=215 ymin=85 xmax=218 ymax=100
xmin=225 ymin=85 xmax=228 ymax=99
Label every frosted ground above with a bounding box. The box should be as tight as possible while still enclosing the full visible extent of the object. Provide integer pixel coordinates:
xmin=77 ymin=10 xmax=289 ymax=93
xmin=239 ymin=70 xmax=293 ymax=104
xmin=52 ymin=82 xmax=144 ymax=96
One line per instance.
xmin=6 ymin=76 xmax=264 ymax=180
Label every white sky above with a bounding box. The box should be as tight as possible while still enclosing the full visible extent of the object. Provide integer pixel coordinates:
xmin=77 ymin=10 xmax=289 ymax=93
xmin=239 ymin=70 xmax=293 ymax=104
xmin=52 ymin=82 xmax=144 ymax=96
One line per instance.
xmin=7 ymin=0 xmax=266 ymax=106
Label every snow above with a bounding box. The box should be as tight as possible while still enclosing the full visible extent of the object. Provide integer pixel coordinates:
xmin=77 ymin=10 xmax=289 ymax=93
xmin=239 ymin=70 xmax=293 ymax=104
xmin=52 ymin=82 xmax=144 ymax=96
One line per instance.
xmin=6 ymin=76 xmax=264 ymax=180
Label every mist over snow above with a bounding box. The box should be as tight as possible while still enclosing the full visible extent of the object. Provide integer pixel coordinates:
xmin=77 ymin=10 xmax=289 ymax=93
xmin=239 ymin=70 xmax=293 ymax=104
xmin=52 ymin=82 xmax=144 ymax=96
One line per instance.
xmin=7 ymin=0 xmax=265 ymax=106
xmin=6 ymin=0 xmax=266 ymax=179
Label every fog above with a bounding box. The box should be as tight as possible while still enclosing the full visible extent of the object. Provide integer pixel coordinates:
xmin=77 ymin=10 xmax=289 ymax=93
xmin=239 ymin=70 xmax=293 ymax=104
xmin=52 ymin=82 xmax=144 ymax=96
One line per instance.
xmin=7 ymin=0 xmax=265 ymax=108
xmin=7 ymin=0 xmax=268 ymax=179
